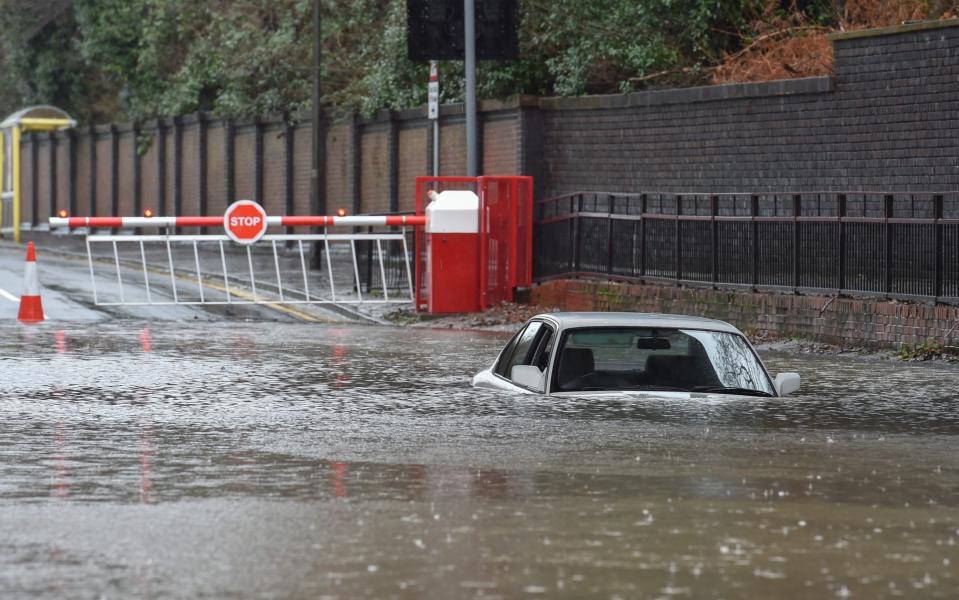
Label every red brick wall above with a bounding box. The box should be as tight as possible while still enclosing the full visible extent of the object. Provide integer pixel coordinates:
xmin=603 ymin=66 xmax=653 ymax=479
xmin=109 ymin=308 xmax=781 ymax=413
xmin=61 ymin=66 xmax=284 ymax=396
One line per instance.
xmin=21 ymin=103 xmax=526 ymax=227
xmin=206 ymin=124 xmax=227 ymax=215
xmin=163 ymin=127 xmax=176 ymax=214
xmin=482 ymin=115 xmax=519 ymax=175
xmin=324 ymin=123 xmax=351 ymax=215
xmin=140 ymin=132 xmax=159 ymax=213
xmin=21 ymin=139 xmax=35 ymax=226
xmin=117 ymin=131 xmax=135 ymax=215
xmin=56 ymin=137 xmax=69 ymax=214
xmin=398 ymin=125 xmax=427 ymax=212
xmin=95 ymin=135 xmax=111 ymax=216
xmin=233 ymin=126 xmax=255 ymax=202
xmin=261 ymin=124 xmax=285 ymax=216
xmin=292 ymin=122 xmax=312 ymax=215
xmin=530 ymin=279 xmax=959 ymax=349
xmin=360 ymin=128 xmax=389 ymax=214
xmin=34 ymin=138 xmax=49 ymax=222
xmin=439 ymin=121 xmax=466 ymax=176
xmin=75 ymin=138 xmax=90 ymax=216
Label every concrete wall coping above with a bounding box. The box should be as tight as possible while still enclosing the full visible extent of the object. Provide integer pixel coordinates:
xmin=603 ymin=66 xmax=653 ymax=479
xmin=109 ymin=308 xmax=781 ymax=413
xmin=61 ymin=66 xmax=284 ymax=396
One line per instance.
xmin=536 ymin=77 xmax=834 ymax=111
xmin=829 ymin=17 xmax=959 ymax=41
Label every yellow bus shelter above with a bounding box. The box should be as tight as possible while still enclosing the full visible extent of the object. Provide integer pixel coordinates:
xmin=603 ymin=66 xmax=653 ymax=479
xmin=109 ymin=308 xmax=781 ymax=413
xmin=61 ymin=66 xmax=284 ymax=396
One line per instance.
xmin=1 ymin=105 xmax=76 ymax=243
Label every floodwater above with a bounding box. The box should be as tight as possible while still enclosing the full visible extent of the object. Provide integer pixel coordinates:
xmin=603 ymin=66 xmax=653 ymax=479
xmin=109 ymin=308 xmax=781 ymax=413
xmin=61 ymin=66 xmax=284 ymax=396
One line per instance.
xmin=0 ymin=321 xmax=957 ymax=599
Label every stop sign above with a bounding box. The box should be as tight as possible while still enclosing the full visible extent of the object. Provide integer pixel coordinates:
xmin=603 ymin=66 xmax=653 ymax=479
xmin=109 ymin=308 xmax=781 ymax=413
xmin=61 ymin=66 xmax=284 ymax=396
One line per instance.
xmin=224 ymin=200 xmax=268 ymax=244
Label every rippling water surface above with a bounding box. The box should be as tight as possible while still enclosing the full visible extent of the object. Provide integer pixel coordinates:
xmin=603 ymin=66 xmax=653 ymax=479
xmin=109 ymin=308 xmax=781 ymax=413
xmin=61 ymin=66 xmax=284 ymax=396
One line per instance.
xmin=0 ymin=321 xmax=957 ymax=599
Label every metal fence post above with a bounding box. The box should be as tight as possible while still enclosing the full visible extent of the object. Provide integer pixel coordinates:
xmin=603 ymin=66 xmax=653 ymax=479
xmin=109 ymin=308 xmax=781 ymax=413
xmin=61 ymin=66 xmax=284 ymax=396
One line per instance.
xmin=197 ymin=112 xmax=208 ymax=218
xmin=711 ymin=195 xmax=718 ymax=286
xmin=29 ymin=133 xmax=38 ymax=228
xmin=792 ymin=193 xmax=801 ymax=291
xmin=838 ymin=193 xmax=846 ymax=293
xmin=884 ymin=193 xmax=893 ymax=296
xmin=67 ymin=129 xmax=77 ymax=217
xmin=225 ymin=118 xmax=235 ymax=205
xmin=253 ymin=117 xmax=264 ymax=205
xmin=88 ymin=124 xmax=97 ymax=222
xmin=639 ymin=193 xmax=647 ymax=278
xmin=572 ymin=194 xmax=582 ymax=272
xmin=132 ymin=123 xmax=142 ymax=234
xmin=110 ymin=124 xmax=119 ymax=232
xmin=934 ymin=193 xmax=944 ymax=299
xmin=751 ymin=194 xmax=759 ymax=288
xmin=173 ymin=116 xmax=183 ymax=232
xmin=675 ymin=194 xmax=682 ymax=284
xmin=284 ymin=116 xmax=295 ymax=238
xmin=155 ymin=120 xmax=166 ymax=217
xmin=351 ymin=114 xmax=362 ymax=216
xmin=388 ymin=110 xmax=399 ymax=213
xmin=606 ymin=194 xmax=614 ymax=275
xmin=48 ymin=132 xmax=57 ymax=221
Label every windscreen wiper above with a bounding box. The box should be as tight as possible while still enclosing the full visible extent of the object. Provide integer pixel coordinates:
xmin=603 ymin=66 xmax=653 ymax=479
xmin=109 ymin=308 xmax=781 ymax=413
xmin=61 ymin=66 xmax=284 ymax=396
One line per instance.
xmin=689 ymin=386 xmax=774 ymax=397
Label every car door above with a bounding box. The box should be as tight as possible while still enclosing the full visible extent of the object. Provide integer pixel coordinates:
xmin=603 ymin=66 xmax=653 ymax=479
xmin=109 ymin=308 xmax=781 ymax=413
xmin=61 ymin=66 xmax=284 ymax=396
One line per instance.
xmin=492 ymin=320 xmax=556 ymax=393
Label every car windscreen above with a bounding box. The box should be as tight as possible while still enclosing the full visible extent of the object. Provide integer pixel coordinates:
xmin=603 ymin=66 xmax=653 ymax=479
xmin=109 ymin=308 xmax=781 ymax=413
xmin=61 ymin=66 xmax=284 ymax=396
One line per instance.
xmin=553 ymin=327 xmax=774 ymax=395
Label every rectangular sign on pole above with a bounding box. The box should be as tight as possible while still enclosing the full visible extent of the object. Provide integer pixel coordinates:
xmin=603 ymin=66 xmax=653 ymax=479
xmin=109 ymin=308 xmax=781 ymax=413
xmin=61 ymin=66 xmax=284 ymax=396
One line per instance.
xmin=428 ymin=61 xmax=439 ymax=120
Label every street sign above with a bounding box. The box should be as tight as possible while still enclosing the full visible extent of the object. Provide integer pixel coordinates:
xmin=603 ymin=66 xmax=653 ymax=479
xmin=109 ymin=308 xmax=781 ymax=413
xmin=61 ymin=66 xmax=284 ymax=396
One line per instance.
xmin=223 ymin=200 xmax=268 ymax=244
xmin=428 ymin=61 xmax=439 ymax=120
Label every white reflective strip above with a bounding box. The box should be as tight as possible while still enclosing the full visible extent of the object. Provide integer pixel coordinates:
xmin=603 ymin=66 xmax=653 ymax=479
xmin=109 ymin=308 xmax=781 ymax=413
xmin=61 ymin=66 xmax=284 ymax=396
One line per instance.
xmin=21 ymin=262 xmax=39 ymax=296
xmin=120 ymin=217 xmax=178 ymax=227
xmin=0 ymin=287 xmax=18 ymax=302
xmin=332 ymin=216 xmax=390 ymax=226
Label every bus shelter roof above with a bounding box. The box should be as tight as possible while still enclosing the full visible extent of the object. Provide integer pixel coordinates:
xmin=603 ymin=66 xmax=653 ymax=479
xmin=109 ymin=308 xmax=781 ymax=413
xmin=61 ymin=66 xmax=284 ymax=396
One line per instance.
xmin=1 ymin=105 xmax=76 ymax=131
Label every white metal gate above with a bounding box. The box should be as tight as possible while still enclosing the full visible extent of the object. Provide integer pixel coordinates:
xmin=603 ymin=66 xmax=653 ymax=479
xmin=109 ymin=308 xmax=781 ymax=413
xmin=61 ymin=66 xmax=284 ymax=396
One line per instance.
xmin=84 ymin=232 xmax=414 ymax=307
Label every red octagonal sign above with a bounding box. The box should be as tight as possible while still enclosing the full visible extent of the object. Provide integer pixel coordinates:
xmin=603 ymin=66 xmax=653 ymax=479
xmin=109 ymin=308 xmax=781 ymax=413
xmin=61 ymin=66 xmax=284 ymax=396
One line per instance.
xmin=224 ymin=200 xmax=268 ymax=244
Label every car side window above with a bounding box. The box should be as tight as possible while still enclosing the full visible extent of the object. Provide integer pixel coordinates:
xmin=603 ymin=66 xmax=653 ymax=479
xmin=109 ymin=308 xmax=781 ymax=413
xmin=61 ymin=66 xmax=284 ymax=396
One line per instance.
xmin=530 ymin=326 xmax=554 ymax=372
xmin=493 ymin=331 xmax=522 ymax=378
xmin=496 ymin=321 xmax=543 ymax=379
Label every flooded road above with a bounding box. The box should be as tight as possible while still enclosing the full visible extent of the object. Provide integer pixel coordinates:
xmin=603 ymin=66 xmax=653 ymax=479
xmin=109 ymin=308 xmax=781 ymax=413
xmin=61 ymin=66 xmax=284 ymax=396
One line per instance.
xmin=0 ymin=321 xmax=957 ymax=599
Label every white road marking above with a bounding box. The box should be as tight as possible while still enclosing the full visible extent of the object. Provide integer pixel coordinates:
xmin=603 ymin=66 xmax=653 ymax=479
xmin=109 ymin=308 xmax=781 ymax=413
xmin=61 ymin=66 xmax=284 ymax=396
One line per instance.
xmin=0 ymin=286 xmax=50 ymax=319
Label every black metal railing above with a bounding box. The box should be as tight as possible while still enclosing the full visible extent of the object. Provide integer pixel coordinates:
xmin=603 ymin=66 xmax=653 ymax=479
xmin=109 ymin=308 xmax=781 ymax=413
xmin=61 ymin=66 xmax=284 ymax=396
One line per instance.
xmin=534 ymin=191 xmax=959 ymax=304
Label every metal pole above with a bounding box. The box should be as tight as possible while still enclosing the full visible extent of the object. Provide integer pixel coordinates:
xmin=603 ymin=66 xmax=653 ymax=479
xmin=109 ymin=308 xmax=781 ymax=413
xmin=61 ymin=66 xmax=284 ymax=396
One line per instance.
xmin=464 ymin=0 xmax=477 ymax=176
xmin=433 ymin=120 xmax=440 ymax=176
xmin=312 ymin=0 xmax=323 ymax=214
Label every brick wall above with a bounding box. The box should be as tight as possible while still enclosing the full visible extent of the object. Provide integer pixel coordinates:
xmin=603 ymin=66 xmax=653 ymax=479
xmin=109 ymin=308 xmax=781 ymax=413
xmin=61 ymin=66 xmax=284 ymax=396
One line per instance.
xmin=533 ymin=20 xmax=959 ymax=198
xmin=531 ymin=278 xmax=959 ymax=349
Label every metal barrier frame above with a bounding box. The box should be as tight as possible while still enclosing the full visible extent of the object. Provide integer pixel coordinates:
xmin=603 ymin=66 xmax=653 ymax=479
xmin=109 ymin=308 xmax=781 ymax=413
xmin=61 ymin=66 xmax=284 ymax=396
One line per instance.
xmin=85 ymin=232 xmax=414 ymax=307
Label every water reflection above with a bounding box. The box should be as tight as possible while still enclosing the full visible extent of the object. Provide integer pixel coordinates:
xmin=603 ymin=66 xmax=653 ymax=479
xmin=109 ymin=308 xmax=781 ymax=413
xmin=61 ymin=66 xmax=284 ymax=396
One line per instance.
xmin=0 ymin=321 xmax=957 ymax=599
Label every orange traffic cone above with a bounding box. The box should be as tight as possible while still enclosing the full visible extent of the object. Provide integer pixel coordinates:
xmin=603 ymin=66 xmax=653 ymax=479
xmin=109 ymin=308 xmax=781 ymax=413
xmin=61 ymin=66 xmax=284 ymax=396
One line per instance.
xmin=18 ymin=242 xmax=44 ymax=323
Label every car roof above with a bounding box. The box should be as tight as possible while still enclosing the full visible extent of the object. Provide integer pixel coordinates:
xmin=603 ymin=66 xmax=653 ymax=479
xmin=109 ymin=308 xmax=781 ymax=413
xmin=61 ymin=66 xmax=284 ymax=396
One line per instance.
xmin=531 ymin=312 xmax=743 ymax=335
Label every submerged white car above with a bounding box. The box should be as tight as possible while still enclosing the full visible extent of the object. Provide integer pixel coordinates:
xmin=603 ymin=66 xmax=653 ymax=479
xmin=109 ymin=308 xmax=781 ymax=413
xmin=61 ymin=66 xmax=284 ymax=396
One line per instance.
xmin=473 ymin=313 xmax=800 ymax=398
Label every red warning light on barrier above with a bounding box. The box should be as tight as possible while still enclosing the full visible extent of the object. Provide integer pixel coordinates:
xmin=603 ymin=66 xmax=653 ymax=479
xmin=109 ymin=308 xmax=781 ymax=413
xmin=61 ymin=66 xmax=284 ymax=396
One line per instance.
xmin=57 ymin=209 xmax=68 ymax=218
xmin=337 ymin=208 xmax=347 ymax=217
xmin=143 ymin=209 xmax=154 ymax=218
xmin=223 ymin=200 xmax=268 ymax=244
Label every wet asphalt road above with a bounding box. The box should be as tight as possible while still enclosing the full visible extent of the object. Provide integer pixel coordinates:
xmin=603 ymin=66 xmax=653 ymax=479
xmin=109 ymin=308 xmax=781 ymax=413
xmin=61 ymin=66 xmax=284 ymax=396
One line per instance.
xmin=1 ymin=240 xmax=958 ymax=599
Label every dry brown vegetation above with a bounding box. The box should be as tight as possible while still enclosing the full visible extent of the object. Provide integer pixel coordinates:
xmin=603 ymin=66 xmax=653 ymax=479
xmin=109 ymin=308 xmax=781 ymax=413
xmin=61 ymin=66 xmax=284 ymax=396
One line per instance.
xmin=713 ymin=1 xmax=957 ymax=84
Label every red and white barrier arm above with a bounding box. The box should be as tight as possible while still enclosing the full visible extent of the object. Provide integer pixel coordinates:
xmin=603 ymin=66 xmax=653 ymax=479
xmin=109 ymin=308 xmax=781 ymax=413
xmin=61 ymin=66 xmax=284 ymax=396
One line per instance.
xmin=48 ymin=215 xmax=427 ymax=229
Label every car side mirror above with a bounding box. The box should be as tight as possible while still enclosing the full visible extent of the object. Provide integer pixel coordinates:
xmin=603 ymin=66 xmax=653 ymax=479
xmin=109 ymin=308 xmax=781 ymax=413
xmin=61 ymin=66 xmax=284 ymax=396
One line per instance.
xmin=774 ymin=372 xmax=801 ymax=397
xmin=511 ymin=365 xmax=546 ymax=393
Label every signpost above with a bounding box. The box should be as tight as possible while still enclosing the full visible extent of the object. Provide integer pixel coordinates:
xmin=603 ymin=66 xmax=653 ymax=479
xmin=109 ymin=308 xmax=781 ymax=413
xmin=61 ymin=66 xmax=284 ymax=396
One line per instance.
xmin=223 ymin=200 xmax=268 ymax=245
xmin=428 ymin=61 xmax=440 ymax=175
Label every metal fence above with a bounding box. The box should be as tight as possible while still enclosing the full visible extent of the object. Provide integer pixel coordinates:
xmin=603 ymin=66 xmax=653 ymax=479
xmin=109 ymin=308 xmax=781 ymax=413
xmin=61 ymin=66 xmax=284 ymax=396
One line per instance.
xmin=534 ymin=191 xmax=959 ymax=304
